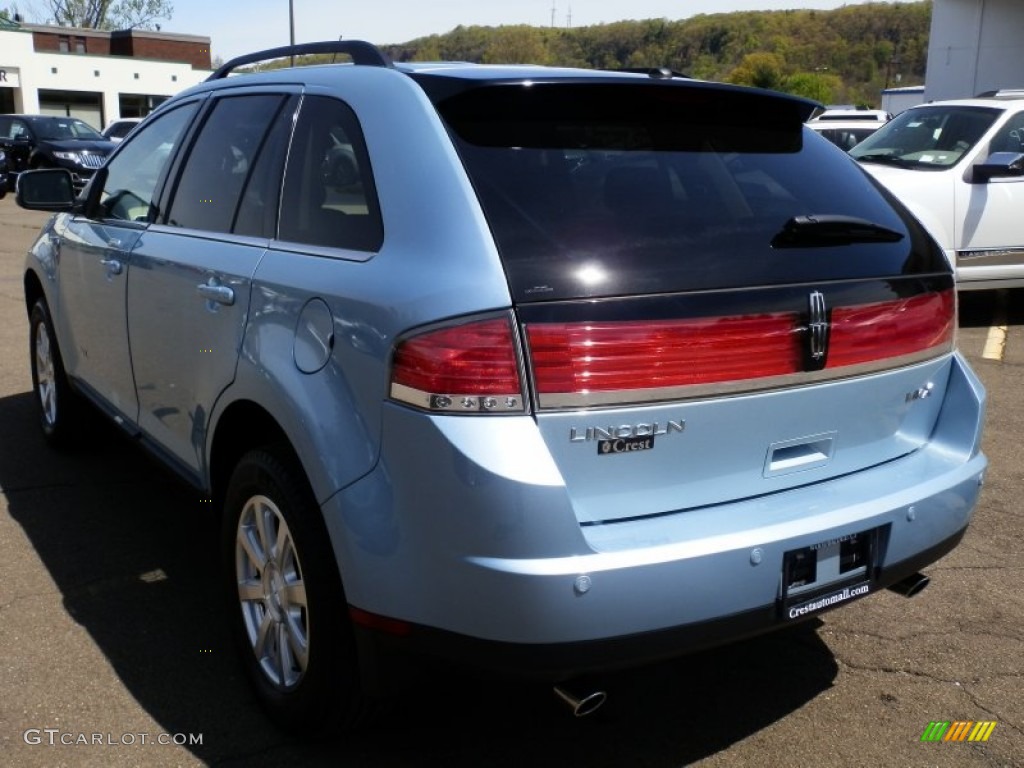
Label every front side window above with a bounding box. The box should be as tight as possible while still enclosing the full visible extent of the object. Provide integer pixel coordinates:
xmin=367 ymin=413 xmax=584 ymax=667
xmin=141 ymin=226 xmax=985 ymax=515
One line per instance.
xmin=166 ymin=94 xmax=289 ymax=235
xmin=98 ymin=102 xmax=198 ymax=223
xmin=851 ymin=105 xmax=1000 ymax=170
xmin=279 ymin=95 xmax=383 ymax=252
xmin=986 ymin=110 xmax=1024 ymax=155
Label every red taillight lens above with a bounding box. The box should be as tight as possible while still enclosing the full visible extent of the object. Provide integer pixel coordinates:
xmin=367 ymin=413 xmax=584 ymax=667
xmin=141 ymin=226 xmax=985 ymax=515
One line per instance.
xmin=390 ymin=316 xmax=525 ymax=413
xmin=827 ymin=290 xmax=955 ymax=369
xmin=526 ymin=289 xmax=954 ymax=409
xmin=528 ymin=313 xmax=802 ymax=406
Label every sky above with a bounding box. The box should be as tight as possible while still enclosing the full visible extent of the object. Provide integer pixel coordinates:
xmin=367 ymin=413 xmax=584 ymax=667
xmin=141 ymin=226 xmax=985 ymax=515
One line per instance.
xmin=149 ymin=0 xmax=898 ymax=63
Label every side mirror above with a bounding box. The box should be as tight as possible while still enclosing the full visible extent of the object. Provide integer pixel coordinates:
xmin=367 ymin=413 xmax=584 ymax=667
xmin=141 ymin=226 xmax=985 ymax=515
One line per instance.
xmin=16 ymin=168 xmax=77 ymax=211
xmin=973 ymin=151 xmax=1024 ymax=182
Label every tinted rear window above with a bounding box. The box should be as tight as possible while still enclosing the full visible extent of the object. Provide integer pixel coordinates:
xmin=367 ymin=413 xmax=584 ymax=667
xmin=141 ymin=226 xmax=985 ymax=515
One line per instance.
xmin=431 ymin=81 xmax=947 ymax=301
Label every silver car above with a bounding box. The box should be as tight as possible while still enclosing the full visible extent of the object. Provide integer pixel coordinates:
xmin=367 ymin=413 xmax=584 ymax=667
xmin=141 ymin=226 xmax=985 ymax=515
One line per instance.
xmin=16 ymin=41 xmax=987 ymax=733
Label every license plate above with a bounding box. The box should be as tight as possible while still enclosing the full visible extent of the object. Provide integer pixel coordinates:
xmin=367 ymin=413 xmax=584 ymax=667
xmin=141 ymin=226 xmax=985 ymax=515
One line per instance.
xmin=785 ymin=581 xmax=872 ymax=620
xmin=780 ymin=527 xmax=881 ymax=619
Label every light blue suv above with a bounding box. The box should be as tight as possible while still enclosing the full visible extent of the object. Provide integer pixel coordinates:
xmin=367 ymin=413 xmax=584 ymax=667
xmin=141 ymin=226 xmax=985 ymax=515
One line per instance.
xmin=17 ymin=41 xmax=987 ymax=733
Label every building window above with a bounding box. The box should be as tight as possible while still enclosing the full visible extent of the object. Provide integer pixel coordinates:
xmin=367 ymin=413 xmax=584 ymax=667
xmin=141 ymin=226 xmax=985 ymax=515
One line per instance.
xmin=58 ymin=36 xmax=70 ymax=53
xmin=75 ymin=37 xmax=86 ymax=54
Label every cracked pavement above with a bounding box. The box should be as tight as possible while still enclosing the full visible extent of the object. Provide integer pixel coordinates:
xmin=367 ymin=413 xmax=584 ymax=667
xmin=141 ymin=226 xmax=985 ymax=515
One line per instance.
xmin=0 ymin=197 xmax=1020 ymax=767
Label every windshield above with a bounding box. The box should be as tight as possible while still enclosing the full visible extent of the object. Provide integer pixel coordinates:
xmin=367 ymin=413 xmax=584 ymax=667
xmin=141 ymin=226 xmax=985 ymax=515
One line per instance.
xmin=850 ymin=105 xmax=1000 ymax=169
xmin=29 ymin=117 xmax=104 ymax=141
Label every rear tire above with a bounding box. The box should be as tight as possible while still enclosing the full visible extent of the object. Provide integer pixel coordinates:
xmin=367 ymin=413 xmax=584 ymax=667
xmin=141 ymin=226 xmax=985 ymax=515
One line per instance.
xmin=222 ymin=447 xmax=369 ymax=734
xmin=29 ymin=298 xmax=82 ymax=448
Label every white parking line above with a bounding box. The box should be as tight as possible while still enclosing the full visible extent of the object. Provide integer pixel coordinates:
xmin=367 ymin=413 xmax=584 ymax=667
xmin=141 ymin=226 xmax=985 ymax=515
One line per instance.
xmin=982 ymin=290 xmax=1009 ymax=361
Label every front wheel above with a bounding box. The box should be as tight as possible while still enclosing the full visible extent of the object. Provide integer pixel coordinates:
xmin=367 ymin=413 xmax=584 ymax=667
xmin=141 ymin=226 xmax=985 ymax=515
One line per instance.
xmin=29 ymin=298 xmax=82 ymax=447
xmin=223 ymin=447 xmax=368 ymax=734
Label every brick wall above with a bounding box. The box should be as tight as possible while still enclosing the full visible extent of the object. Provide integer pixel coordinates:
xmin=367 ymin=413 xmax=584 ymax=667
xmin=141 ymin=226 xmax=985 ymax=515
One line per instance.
xmin=111 ymin=32 xmax=211 ymax=69
xmin=28 ymin=25 xmax=210 ymax=70
xmin=32 ymin=29 xmax=113 ymax=56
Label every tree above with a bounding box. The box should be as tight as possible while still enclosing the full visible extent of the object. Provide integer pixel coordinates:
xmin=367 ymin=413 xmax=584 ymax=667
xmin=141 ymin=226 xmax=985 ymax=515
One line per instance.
xmin=784 ymin=71 xmax=842 ymax=103
xmin=727 ymin=52 xmax=786 ymax=91
xmin=43 ymin=0 xmax=173 ymax=30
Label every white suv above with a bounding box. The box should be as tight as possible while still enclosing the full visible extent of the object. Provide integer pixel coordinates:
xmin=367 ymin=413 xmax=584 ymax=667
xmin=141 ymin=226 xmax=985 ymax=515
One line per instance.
xmin=850 ymin=93 xmax=1024 ymax=289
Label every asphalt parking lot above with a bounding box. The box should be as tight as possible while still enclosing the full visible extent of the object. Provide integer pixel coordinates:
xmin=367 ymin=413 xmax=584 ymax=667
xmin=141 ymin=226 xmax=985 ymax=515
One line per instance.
xmin=0 ymin=196 xmax=1021 ymax=767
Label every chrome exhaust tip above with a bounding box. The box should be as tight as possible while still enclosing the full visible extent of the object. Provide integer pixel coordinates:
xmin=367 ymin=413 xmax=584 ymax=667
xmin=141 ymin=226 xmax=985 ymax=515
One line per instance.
xmin=887 ymin=572 xmax=930 ymax=598
xmin=553 ymin=684 xmax=607 ymax=717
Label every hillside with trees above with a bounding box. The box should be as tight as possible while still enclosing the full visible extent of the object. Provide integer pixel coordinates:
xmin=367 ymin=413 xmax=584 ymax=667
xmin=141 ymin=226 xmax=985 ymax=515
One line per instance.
xmin=381 ymin=1 xmax=931 ymax=108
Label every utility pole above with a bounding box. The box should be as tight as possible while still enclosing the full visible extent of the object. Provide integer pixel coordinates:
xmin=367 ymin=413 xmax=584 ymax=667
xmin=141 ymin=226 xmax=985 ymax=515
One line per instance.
xmin=567 ymin=5 xmax=572 ymax=28
xmin=551 ymin=1 xmax=556 ymax=28
xmin=289 ymin=0 xmax=295 ymax=65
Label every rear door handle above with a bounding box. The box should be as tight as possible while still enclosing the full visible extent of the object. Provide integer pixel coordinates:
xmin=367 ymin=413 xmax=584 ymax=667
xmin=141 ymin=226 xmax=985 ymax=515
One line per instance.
xmin=197 ymin=282 xmax=235 ymax=306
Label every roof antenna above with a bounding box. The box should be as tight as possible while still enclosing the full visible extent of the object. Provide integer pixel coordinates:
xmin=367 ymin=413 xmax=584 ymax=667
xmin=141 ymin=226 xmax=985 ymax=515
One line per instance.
xmin=331 ymin=34 xmax=343 ymax=64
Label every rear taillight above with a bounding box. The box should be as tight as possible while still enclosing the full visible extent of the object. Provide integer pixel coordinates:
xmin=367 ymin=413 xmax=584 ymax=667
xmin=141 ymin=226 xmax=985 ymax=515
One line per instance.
xmin=526 ymin=289 xmax=954 ymax=409
xmin=390 ymin=315 xmax=526 ymax=413
xmin=527 ymin=314 xmax=801 ymax=405
xmin=827 ymin=290 xmax=955 ymax=369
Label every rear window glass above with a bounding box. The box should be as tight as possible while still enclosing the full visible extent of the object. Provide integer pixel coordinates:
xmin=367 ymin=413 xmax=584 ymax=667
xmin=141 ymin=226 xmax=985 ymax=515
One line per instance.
xmin=432 ymin=82 xmax=946 ymax=301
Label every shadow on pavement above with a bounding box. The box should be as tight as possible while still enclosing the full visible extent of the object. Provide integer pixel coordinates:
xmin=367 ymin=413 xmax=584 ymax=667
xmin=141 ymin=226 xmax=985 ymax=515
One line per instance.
xmin=0 ymin=390 xmax=840 ymax=767
xmin=957 ymin=287 xmax=1024 ymax=329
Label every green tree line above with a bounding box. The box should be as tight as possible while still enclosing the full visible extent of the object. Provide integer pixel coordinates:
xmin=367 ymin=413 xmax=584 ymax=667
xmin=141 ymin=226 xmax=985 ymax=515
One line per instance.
xmin=380 ymin=1 xmax=931 ymax=107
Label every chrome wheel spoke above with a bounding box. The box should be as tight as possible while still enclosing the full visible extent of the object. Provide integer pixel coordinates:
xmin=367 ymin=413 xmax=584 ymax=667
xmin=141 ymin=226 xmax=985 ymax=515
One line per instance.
xmin=253 ymin=609 xmax=273 ymax=661
xmin=284 ymin=612 xmax=309 ymax=672
xmin=284 ymin=581 xmax=307 ymax=609
xmin=237 ymin=578 xmax=264 ymax=603
xmin=238 ymin=525 xmax=266 ymax=572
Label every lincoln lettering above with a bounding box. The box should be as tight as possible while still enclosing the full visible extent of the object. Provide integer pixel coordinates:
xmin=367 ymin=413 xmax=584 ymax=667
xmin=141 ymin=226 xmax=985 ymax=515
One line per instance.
xmin=570 ymin=420 xmax=685 ymax=442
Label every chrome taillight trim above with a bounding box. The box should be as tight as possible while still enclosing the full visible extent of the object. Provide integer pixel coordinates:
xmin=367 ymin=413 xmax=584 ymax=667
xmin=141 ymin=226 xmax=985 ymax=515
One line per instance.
xmin=390 ymin=382 xmax=526 ymax=414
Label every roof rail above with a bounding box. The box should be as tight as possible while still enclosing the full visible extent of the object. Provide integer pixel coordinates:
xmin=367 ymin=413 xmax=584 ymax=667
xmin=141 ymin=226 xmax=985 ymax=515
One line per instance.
xmin=207 ymin=40 xmax=393 ymax=81
xmin=610 ymin=67 xmax=691 ymax=80
xmin=975 ymin=88 xmax=1024 ymax=99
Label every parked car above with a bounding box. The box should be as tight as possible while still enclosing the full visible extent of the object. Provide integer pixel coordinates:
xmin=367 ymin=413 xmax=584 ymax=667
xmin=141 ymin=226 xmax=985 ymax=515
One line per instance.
xmin=0 ymin=148 xmax=8 ymax=199
xmin=850 ymin=92 xmax=1024 ymax=289
xmin=807 ymin=108 xmax=890 ymax=150
xmin=101 ymin=117 xmax=143 ymax=143
xmin=16 ymin=41 xmax=987 ymax=734
xmin=0 ymin=114 xmax=115 ymax=190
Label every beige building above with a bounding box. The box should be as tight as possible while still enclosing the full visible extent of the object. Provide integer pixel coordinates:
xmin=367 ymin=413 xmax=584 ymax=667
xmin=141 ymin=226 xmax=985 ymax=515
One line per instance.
xmin=0 ymin=16 xmax=211 ymax=130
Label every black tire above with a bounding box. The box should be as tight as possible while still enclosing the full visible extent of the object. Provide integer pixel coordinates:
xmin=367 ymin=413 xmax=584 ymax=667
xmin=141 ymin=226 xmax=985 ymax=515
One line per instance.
xmin=28 ymin=298 xmax=82 ymax=448
xmin=222 ymin=447 xmax=368 ymax=735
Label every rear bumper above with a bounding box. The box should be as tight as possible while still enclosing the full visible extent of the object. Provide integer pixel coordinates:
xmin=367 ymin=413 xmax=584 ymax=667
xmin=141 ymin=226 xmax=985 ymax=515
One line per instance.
xmin=354 ymin=526 xmax=968 ymax=680
xmin=323 ymin=351 xmax=986 ymax=675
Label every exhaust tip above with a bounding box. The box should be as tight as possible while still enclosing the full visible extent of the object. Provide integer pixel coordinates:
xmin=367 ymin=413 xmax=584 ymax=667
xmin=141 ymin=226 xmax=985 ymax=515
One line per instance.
xmin=888 ymin=572 xmax=930 ymax=598
xmin=553 ymin=684 xmax=607 ymax=717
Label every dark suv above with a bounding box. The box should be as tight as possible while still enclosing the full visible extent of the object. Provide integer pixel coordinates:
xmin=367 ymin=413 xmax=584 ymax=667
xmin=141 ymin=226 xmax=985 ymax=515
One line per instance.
xmin=15 ymin=41 xmax=987 ymax=734
xmin=0 ymin=114 xmax=115 ymax=190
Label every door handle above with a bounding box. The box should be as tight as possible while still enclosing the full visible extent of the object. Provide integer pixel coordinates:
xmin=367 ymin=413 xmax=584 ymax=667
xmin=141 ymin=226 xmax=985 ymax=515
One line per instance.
xmin=197 ymin=282 xmax=235 ymax=306
xmin=100 ymin=258 xmax=123 ymax=275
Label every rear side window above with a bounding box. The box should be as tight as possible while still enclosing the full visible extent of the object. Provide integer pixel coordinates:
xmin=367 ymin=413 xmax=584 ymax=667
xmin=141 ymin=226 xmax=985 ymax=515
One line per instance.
xmin=431 ymin=81 xmax=947 ymax=301
xmin=167 ymin=94 xmax=290 ymax=235
xmin=279 ymin=95 xmax=383 ymax=252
